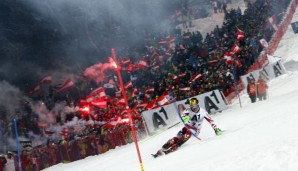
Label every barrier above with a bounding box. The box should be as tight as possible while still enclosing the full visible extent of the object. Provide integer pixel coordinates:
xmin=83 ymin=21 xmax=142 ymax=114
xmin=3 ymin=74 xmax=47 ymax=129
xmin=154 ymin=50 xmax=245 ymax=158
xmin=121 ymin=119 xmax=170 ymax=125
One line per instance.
xmin=141 ymin=90 xmax=228 ymax=134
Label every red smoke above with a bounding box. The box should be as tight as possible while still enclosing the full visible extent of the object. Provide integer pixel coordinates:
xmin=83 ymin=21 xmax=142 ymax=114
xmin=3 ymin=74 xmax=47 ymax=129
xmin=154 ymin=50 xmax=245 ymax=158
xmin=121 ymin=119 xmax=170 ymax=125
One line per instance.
xmin=83 ymin=62 xmax=114 ymax=83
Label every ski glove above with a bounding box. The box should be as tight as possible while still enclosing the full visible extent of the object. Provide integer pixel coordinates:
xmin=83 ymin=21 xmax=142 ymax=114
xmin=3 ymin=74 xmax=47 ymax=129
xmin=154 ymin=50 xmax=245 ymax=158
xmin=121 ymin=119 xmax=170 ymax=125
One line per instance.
xmin=214 ymin=128 xmax=222 ymax=135
xmin=182 ymin=115 xmax=190 ymax=123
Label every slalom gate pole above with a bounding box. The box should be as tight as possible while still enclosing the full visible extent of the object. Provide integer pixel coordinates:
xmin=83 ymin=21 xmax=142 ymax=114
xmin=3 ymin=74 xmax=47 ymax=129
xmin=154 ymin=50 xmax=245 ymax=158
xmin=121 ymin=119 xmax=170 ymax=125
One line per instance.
xmin=13 ymin=118 xmax=22 ymax=171
xmin=172 ymin=100 xmax=201 ymax=141
xmin=111 ymin=49 xmax=145 ymax=171
xmin=232 ymin=64 xmax=242 ymax=108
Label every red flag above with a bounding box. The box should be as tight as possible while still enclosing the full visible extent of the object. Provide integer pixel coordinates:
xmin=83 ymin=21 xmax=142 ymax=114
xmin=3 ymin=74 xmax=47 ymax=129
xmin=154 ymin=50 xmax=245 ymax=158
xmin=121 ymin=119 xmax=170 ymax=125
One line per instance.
xmin=86 ymin=87 xmax=106 ymax=102
xmin=223 ymin=52 xmax=233 ymax=66
xmin=121 ymin=57 xmax=131 ymax=65
xmin=190 ymin=72 xmax=203 ymax=82
xmin=131 ymin=87 xmax=138 ymax=97
xmin=32 ymin=85 xmax=41 ymax=93
xmin=151 ymin=65 xmax=160 ymax=70
xmin=267 ymin=15 xmax=278 ymax=31
xmin=145 ymin=100 xmax=158 ymax=110
xmin=178 ymin=72 xmax=187 ymax=78
xmin=159 ymin=39 xmax=167 ymax=44
xmin=179 ymin=87 xmax=190 ymax=92
xmin=145 ymin=87 xmax=154 ymax=94
xmin=236 ymin=27 xmax=246 ymax=42
xmin=133 ymin=102 xmax=147 ymax=110
xmin=138 ymin=58 xmax=148 ymax=69
xmin=118 ymin=98 xmax=125 ymax=106
xmin=230 ymin=44 xmax=241 ymax=55
xmin=157 ymin=93 xmax=170 ymax=106
xmin=167 ymin=36 xmax=175 ymax=43
xmin=57 ymin=78 xmax=75 ymax=93
xmin=90 ymin=99 xmax=107 ymax=109
xmin=40 ymin=74 xmax=52 ymax=84
xmin=124 ymin=81 xmax=133 ymax=89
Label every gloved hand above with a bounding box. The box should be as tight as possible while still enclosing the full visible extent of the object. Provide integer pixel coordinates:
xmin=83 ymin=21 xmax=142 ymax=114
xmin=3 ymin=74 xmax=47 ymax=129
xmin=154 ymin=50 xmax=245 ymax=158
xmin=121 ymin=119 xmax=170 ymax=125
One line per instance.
xmin=182 ymin=115 xmax=190 ymax=123
xmin=214 ymin=128 xmax=222 ymax=135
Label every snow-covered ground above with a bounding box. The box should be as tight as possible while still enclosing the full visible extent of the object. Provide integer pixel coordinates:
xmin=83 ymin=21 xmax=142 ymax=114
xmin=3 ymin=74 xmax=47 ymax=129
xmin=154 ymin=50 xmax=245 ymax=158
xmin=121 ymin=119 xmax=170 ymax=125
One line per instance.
xmin=178 ymin=0 xmax=247 ymax=37
xmin=43 ymin=4 xmax=298 ymax=171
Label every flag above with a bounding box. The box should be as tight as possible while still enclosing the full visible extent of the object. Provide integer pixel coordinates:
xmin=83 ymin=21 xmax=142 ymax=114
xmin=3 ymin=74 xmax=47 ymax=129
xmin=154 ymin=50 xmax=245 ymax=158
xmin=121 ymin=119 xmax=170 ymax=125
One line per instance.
xmin=178 ymin=72 xmax=187 ymax=78
xmin=145 ymin=100 xmax=158 ymax=110
xmin=157 ymin=93 xmax=171 ymax=106
xmin=223 ymin=52 xmax=234 ymax=66
xmin=179 ymin=87 xmax=190 ymax=92
xmin=133 ymin=102 xmax=147 ymax=110
xmin=121 ymin=57 xmax=131 ymax=65
xmin=230 ymin=44 xmax=241 ymax=55
xmin=151 ymin=65 xmax=160 ymax=70
xmin=268 ymin=15 xmax=278 ymax=31
xmin=159 ymin=39 xmax=167 ymax=44
xmin=260 ymin=38 xmax=269 ymax=48
xmin=44 ymin=130 xmax=55 ymax=136
xmin=117 ymin=98 xmax=125 ymax=106
xmin=190 ymin=72 xmax=203 ymax=82
xmin=57 ymin=78 xmax=75 ymax=93
xmin=40 ymin=74 xmax=52 ymax=84
xmin=145 ymin=87 xmax=154 ymax=94
xmin=124 ymin=81 xmax=133 ymax=89
xmin=171 ymin=74 xmax=178 ymax=79
xmin=138 ymin=58 xmax=149 ymax=69
xmin=90 ymin=99 xmax=107 ymax=109
xmin=131 ymin=87 xmax=138 ymax=97
xmin=86 ymin=87 xmax=106 ymax=102
xmin=236 ymin=27 xmax=246 ymax=42
xmin=167 ymin=36 xmax=175 ymax=43
xmin=32 ymin=85 xmax=41 ymax=93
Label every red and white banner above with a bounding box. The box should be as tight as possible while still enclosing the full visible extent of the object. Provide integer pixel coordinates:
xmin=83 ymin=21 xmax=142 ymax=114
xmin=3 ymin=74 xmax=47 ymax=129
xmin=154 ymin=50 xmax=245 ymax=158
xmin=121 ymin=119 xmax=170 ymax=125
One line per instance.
xmin=230 ymin=44 xmax=241 ymax=55
xmin=134 ymin=102 xmax=147 ymax=110
xmin=86 ymin=87 xmax=106 ymax=102
xmin=236 ymin=27 xmax=246 ymax=42
xmin=121 ymin=57 xmax=131 ymax=65
xmin=145 ymin=100 xmax=158 ymax=110
xmin=223 ymin=52 xmax=233 ymax=66
xmin=124 ymin=81 xmax=133 ymax=89
xmin=157 ymin=93 xmax=170 ymax=106
xmin=40 ymin=74 xmax=52 ymax=84
xmin=57 ymin=78 xmax=75 ymax=93
xmin=138 ymin=58 xmax=149 ymax=69
xmin=90 ymin=99 xmax=107 ymax=109
xmin=190 ymin=72 xmax=203 ymax=82
xmin=145 ymin=87 xmax=154 ymax=94
xmin=179 ymin=87 xmax=190 ymax=92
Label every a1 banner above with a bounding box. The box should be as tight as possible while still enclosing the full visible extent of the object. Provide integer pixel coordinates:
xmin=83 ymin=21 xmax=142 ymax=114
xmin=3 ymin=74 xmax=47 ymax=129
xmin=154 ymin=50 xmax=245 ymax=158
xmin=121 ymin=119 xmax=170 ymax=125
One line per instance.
xmin=241 ymin=60 xmax=287 ymax=89
xmin=141 ymin=89 xmax=227 ymax=134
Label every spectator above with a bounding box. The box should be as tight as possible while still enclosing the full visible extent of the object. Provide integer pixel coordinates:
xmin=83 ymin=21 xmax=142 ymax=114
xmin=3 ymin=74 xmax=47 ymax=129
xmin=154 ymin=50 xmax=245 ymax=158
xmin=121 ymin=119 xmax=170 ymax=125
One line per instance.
xmin=5 ymin=152 xmax=15 ymax=171
xmin=256 ymin=76 xmax=268 ymax=101
xmin=247 ymin=78 xmax=257 ymax=103
xmin=0 ymin=154 xmax=7 ymax=171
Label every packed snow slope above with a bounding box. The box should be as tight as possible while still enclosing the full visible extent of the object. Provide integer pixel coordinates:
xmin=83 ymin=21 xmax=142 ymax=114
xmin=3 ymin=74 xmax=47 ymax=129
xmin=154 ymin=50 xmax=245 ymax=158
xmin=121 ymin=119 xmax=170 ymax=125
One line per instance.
xmin=44 ymin=5 xmax=298 ymax=171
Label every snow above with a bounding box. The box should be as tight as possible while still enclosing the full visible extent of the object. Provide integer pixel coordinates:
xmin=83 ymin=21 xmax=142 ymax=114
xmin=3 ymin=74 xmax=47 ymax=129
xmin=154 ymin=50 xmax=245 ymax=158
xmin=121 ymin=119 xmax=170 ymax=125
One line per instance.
xmin=43 ymin=3 xmax=298 ymax=171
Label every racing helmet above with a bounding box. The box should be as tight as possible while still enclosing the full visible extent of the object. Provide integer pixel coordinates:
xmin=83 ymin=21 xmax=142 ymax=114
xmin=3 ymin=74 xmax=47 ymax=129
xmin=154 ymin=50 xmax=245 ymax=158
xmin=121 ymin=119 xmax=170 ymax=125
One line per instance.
xmin=189 ymin=97 xmax=199 ymax=111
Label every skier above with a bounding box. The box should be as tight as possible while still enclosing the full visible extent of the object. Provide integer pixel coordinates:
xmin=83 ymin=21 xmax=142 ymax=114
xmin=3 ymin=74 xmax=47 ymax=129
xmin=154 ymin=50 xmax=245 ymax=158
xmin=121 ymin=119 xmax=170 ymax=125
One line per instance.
xmin=152 ymin=97 xmax=222 ymax=158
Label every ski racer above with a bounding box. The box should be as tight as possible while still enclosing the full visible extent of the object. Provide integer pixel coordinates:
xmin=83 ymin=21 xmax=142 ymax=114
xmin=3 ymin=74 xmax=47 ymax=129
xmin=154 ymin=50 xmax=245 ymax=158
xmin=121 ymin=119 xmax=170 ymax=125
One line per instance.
xmin=152 ymin=97 xmax=222 ymax=158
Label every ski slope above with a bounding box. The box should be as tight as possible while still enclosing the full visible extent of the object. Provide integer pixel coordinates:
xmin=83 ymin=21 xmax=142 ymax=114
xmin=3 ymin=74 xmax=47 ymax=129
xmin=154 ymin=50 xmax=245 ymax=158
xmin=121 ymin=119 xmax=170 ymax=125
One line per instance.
xmin=44 ymin=7 xmax=298 ymax=171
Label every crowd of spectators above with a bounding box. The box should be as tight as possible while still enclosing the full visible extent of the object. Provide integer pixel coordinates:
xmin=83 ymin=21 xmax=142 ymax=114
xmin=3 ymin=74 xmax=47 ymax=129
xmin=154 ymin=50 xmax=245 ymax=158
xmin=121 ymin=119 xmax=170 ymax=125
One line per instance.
xmin=0 ymin=0 xmax=292 ymax=170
